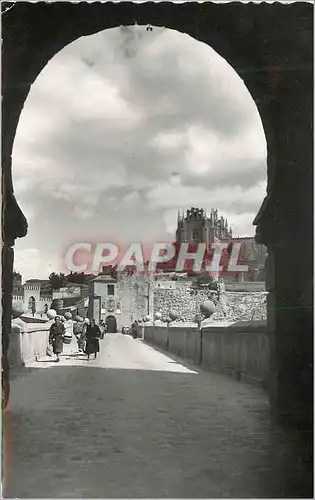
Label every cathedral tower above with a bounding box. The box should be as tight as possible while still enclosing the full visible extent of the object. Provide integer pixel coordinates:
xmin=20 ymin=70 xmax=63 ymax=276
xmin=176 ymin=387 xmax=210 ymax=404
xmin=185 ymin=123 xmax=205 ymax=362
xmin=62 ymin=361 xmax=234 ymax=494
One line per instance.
xmin=175 ymin=207 xmax=232 ymax=248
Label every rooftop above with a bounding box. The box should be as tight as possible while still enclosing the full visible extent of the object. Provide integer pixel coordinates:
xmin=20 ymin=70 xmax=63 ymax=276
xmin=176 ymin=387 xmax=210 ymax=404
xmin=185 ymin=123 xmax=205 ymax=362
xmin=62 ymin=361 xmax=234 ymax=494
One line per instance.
xmin=92 ymin=275 xmax=117 ymax=283
xmin=24 ymin=279 xmax=50 ymax=283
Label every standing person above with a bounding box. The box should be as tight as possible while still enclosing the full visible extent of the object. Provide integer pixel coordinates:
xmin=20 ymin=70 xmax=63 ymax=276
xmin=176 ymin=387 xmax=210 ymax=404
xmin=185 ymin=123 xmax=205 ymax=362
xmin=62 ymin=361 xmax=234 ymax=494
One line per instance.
xmin=63 ymin=316 xmax=73 ymax=344
xmin=80 ymin=318 xmax=89 ymax=353
xmin=86 ymin=319 xmax=101 ymax=361
xmin=131 ymin=320 xmax=139 ymax=340
xmin=73 ymin=317 xmax=83 ymax=352
xmin=49 ymin=316 xmax=65 ymax=363
xmin=99 ymin=320 xmax=106 ymax=339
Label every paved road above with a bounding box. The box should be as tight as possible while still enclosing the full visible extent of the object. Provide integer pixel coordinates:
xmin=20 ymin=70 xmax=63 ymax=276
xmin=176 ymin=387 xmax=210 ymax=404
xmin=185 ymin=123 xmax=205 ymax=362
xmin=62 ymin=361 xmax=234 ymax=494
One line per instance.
xmin=4 ymin=334 xmax=311 ymax=498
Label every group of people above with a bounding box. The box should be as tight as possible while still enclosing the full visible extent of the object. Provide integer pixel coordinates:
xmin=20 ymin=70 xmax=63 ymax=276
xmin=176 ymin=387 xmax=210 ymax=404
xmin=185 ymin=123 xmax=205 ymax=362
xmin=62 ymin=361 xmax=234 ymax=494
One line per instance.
xmin=49 ymin=316 xmax=105 ymax=363
xmin=73 ymin=318 xmax=103 ymax=359
xmin=121 ymin=320 xmax=141 ymax=339
xmin=48 ymin=315 xmax=142 ymax=364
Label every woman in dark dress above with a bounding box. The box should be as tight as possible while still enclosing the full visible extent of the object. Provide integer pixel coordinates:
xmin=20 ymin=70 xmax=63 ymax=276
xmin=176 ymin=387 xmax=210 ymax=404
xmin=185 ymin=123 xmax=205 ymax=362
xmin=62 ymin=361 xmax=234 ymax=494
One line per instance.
xmin=49 ymin=316 xmax=65 ymax=363
xmin=131 ymin=320 xmax=139 ymax=339
xmin=85 ymin=319 xmax=101 ymax=360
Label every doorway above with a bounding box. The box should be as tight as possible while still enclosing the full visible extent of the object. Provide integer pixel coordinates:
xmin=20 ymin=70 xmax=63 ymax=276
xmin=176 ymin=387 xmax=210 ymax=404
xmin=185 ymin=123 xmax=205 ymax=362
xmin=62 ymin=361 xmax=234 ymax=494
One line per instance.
xmin=28 ymin=296 xmax=36 ymax=315
xmin=106 ymin=315 xmax=117 ymax=333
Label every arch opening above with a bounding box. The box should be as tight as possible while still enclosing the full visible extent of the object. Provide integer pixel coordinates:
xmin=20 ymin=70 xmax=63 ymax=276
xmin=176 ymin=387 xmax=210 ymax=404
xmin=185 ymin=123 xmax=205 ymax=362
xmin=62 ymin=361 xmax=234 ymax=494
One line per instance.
xmin=28 ymin=296 xmax=36 ymax=314
xmin=3 ymin=0 xmax=313 ymax=448
xmin=106 ymin=315 xmax=117 ymax=333
xmin=11 ymin=25 xmax=269 ymax=331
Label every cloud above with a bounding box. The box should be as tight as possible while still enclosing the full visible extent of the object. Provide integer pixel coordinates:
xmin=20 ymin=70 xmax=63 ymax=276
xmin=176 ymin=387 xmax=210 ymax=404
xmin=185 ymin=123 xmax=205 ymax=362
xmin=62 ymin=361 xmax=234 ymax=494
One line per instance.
xmin=13 ymin=248 xmax=61 ymax=281
xmin=12 ymin=25 xmax=266 ymax=280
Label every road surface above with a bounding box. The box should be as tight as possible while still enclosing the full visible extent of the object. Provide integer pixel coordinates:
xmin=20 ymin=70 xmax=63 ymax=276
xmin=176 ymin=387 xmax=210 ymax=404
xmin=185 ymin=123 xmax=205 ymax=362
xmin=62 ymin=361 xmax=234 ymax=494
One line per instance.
xmin=4 ymin=334 xmax=311 ymax=498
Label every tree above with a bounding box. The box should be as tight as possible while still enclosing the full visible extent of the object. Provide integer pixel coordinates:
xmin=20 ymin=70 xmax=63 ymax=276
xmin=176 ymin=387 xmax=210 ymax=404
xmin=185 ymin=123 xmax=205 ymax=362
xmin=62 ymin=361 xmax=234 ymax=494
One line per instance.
xmin=66 ymin=272 xmax=85 ymax=284
xmin=49 ymin=272 xmax=66 ymax=290
xmin=65 ymin=272 xmax=96 ymax=285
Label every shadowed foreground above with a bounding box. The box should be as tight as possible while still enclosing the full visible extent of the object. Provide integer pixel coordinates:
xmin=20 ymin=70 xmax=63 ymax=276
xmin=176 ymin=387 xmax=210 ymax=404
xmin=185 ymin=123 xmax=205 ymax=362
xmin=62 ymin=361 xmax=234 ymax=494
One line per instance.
xmin=4 ymin=334 xmax=312 ymax=498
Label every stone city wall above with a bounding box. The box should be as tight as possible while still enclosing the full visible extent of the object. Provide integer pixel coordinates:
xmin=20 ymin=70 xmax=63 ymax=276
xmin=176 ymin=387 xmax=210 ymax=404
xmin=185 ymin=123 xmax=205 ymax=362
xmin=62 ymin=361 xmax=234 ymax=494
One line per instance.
xmin=153 ymin=288 xmax=267 ymax=323
xmin=12 ymin=295 xmax=52 ymax=314
xmin=116 ymin=276 xmax=149 ymax=328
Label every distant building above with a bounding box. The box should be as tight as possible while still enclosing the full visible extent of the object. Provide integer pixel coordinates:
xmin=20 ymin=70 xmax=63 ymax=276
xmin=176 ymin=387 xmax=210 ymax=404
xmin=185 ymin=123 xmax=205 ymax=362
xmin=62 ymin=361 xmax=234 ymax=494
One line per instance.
xmin=87 ymin=272 xmax=152 ymax=331
xmin=176 ymin=207 xmax=232 ymax=247
xmin=13 ymin=272 xmax=23 ymax=296
xmin=12 ymin=278 xmax=52 ymax=315
xmin=23 ymin=279 xmax=51 ymax=292
xmin=89 ymin=275 xmax=119 ymax=332
xmin=231 ymin=236 xmax=266 ymax=282
xmin=12 ymin=274 xmax=97 ymax=317
xmin=101 ymin=265 xmax=116 ymax=276
xmin=173 ymin=207 xmax=267 ymax=281
xmin=12 ymin=277 xmax=88 ymax=316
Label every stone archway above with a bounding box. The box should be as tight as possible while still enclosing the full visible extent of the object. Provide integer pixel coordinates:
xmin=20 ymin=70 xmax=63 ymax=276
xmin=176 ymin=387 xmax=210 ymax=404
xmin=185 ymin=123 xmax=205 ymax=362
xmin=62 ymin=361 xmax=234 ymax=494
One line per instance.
xmin=2 ymin=2 xmax=313 ymax=430
xmin=106 ymin=315 xmax=117 ymax=334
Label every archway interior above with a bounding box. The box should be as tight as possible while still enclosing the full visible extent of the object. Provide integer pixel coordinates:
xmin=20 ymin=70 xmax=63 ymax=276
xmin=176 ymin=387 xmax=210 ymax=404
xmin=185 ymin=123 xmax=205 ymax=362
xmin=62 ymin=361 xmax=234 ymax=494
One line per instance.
xmin=28 ymin=296 xmax=36 ymax=309
xmin=106 ymin=315 xmax=117 ymax=333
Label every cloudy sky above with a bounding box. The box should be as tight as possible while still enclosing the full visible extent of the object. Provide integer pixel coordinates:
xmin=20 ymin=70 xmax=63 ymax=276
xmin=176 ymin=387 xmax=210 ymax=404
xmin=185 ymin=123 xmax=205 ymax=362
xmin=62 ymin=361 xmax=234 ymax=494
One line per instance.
xmin=12 ymin=25 xmax=267 ymax=281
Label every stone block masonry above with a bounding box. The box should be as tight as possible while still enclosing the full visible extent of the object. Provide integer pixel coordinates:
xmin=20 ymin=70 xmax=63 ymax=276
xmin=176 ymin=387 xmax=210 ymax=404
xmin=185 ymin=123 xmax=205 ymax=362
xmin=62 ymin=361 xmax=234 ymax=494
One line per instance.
xmin=154 ymin=288 xmax=267 ymax=323
xmin=89 ymin=273 xmax=266 ymax=330
xmin=108 ymin=275 xmax=267 ymax=329
xmin=116 ymin=275 xmax=149 ymax=328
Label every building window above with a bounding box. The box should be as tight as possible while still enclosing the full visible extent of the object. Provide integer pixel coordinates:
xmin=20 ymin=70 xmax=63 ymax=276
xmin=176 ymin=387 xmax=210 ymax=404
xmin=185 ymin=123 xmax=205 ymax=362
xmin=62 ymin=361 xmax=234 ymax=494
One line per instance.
xmin=107 ymin=284 xmax=115 ymax=296
xmin=192 ymin=229 xmax=199 ymax=240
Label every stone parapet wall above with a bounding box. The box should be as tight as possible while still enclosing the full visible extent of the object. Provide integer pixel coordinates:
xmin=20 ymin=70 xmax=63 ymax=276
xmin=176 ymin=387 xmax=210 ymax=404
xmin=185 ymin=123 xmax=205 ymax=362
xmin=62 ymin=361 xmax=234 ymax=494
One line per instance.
xmin=8 ymin=324 xmax=23 ymax=368
xmin=12 ymin=295 xmax=23 ymax=302
xmin=20 ymin=315 xmax=48 ymax=324
xmin=168 ymin=325 xmax=201 ymax=364
xmin=144 ymin=323 xmax=270 ymax=389
xmin=225 ymin=281 xmax=265 ymax=292
xmin=9 ymin=322 xmax=51 ymax=367
xmin=201 ymin=325 xmax=270 ymax=387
